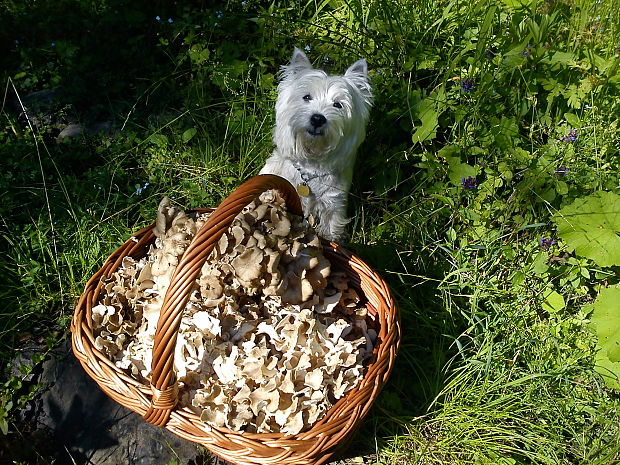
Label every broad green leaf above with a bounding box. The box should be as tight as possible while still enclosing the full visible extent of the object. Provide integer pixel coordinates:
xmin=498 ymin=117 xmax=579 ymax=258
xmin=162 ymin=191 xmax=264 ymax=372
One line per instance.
xmin=149 ymin=134 xmax=168 ymax=147
xmin=564 ymin=112 xmax=580 ymax=127
xmin=448 ymin=162 xmax=478 ymax=187
xmin=554 ymin=191 xmax=620 ymax=267
xmin=412 ymin=98 xmax=438 ymax=143
xmin=588 ymin=287 xmax=620 ymax=389
xmin=556 ymin=181 xmax=568 ymax=195
xmin=550 ymin=51 xmax=578 ymax=65
xmin=542 ymin=289 xmax=565 ymax=313
xmin=530 ymin=252 xmax=549 ymax=276
xmin=182 ymin=128 xmax=197 ymax=143
xmin=412 ymin=89 xmax=446 ymax=144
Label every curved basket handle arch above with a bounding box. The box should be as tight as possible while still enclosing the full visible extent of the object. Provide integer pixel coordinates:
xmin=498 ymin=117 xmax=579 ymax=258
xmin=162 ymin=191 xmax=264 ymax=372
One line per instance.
xmin=143 ymin=174 xmax=302 ymax=426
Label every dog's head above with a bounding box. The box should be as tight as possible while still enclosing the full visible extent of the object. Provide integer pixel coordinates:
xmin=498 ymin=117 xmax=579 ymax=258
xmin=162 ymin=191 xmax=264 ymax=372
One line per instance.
xmin=274 ymin=48 xmax=373 ymax=164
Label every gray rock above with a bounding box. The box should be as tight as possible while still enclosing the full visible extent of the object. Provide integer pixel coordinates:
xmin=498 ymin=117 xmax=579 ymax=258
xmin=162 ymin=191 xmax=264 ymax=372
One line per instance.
xmin=57 ymin=121 xmax=114 ymax=140
xmin=20 ymin=340 xmax=223 ymax=465
xmin=57 ymin=123 xmax=84 ymax=139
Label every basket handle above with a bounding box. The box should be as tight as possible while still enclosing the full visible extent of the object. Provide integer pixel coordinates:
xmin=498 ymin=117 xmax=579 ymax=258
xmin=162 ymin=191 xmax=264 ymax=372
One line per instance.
xmin=143 ymin=174 xmax=302 ymax=426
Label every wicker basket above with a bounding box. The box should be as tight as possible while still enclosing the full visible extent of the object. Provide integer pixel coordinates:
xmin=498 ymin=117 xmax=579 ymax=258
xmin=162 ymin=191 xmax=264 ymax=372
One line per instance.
xmin=71 ymin=174 xmax=400 ymax=465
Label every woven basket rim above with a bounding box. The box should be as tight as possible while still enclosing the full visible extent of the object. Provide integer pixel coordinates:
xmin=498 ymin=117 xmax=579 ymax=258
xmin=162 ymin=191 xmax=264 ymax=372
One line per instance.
xmin=71 ymin=174 xmax=400 ymax=465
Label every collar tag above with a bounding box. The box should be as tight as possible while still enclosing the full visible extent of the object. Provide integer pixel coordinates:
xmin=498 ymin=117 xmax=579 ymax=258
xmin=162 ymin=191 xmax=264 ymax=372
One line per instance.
xmin=296 ymin=183 xmax=311 ymax=197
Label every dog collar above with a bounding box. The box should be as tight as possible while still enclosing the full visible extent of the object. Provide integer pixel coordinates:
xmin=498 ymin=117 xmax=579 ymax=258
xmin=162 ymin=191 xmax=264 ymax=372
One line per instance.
xmin=292 ymin=163 xmax=325 ymax=197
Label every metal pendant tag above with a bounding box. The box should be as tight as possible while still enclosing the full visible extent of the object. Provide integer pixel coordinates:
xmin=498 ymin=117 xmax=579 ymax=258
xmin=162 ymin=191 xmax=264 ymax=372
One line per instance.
xmin=296 ymin=183 xmax=311 ymax=197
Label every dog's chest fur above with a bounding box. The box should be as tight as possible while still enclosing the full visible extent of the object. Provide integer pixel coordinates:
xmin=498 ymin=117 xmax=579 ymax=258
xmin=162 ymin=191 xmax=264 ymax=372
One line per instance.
xmin=260 ymin=155 xmax=348 ymax=221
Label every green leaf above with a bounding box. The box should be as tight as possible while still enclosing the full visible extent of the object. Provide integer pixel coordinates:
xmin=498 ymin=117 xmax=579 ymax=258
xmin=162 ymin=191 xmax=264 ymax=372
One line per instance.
xmin=412 ymin=98 xmax=438 ymax=144
xmin=448 ymin=162 xmax=478 ymax=187
xmin=542 ymin=289 xmax=565 ymax=313
xmin=564 ymin=112 xmax=580 ymax=127
xmin=554 ymin=191 xmax=620 ymax=267
xmin=182 ymin=128 xmax=197 ymax=143
xmin=549 ymin=51 xmax=578 ymax=65
xmin=530 ymin=252 xmax=549 ymax=276
xmin=0 ymin=418 xmax=8 ymax=435
xmin=556 ymin=180 xmax=568 ymax=195
xmin=412 ymin=89 xmax=446 ymax=144
xmin=588 ymin=287 xmax=620 ymax=389
xmin=149 ymin=134 xmax=168 ymax=147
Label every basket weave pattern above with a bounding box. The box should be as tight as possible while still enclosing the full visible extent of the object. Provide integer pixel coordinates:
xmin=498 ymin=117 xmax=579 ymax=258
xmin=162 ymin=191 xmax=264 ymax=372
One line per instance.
xmin=72 ymin=175 xmax=400 ymax=465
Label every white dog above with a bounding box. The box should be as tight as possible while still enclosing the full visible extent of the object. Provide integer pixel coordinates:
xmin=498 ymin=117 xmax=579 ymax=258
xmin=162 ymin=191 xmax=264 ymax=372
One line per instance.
xmin=259 ymin=48 xmax=372 ymax=241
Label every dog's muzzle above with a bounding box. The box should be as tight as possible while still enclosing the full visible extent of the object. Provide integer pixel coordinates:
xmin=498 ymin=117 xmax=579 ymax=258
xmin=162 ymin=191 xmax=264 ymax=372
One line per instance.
xmin=308 ymin=113 xmax=327 ymax=136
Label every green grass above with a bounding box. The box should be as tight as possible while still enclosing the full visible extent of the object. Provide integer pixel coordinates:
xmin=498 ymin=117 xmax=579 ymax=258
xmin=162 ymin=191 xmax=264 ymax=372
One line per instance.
xmin=1 ymin=0 xmax=620 ymax=463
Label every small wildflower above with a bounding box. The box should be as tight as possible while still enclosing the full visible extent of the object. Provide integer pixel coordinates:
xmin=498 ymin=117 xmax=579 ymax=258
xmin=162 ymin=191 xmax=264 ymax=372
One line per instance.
xmin=616 ymin=42 xmax=620 ymax=55
xmin=215 ymin=10 xmax=224 ymax=19
xmin=485 ymin=47 xmax=497 ymax=59
xmin=167 ymin=17 xmax=173 ymax=23
xmin=539 ymin=237 xmax=557 ymax=250
xmin=51 ymin=42 xmax=56 ymax=47
xmin=561 ymin=129 xmax=578 ymax=143
xmin=14 ymin=39 xmax=19 ymax=45
xmin=460 ymin=78 xmax=475 ymax=92
xmin=241 ymin=1 xmax=247 ymax=5
xmin=521 ymin=43 xmax=532 ymax=57
xmin=555 ymin=165 xmax=569 ymax=177
xmin=304 ymin=45 xmax=311 ymax=52
xmin=461 ymin=176 xmax=478 ymax=189
xmin=155 ymin=15 xmax=161 ymax=21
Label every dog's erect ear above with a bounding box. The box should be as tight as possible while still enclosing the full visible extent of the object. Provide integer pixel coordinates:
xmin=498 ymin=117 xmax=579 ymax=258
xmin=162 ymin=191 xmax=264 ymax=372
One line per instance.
xmin=345 ymin=58 xmax=368 ymax=79
xmin=345 ymin=58 xmax=372 ymax=105
xmin=290 ymin=48 xmax=313 ymax=70
xmin=280 ymin=48 xmax=313 ymax=80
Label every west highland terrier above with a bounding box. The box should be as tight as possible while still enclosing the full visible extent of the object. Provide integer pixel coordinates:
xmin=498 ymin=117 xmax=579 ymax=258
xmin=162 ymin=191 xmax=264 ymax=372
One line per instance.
xmin=259 ymin=48 xmax=373 ymax=241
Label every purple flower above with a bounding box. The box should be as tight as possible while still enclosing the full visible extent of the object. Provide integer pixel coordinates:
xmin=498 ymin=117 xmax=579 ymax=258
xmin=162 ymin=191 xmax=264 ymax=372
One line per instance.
xmin=522 ymin=43 xmax=532 ymax=57
xmin=539 ymin=237 xmax=557 ymax=250
xmin=461 ymin=176 xmax=478 ymax=189
xmin=485 ymin=47 xmax=497 ymax=59
xmin=555 ymin=165 xmax=569 ymax=177
xmin=167 ymin=17 xmax=173 ymax=23
xmin=561 ymin=129 xmax=578 ymax=143
xmin=460 ymin=78 xmax=475 ymax=92
xmin=155 ymin=15 xmax=161 ymax=21
xmin=616 ymin=42 xmax=620 ymax=55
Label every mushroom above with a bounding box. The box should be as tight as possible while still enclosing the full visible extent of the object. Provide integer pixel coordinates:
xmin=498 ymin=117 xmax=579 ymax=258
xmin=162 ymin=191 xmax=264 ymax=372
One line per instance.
xmin=265 ymin=208 xmax=291 ymax=237
xmin=280 ymin=271 xmax=314 ymax=304
xmin=232 ymin=247 xmax=264 ymax=284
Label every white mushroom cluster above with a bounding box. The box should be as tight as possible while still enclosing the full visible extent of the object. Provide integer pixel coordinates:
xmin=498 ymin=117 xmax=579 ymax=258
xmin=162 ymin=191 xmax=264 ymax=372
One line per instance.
xmin=92 ymin=193 xmax=375 ymax=434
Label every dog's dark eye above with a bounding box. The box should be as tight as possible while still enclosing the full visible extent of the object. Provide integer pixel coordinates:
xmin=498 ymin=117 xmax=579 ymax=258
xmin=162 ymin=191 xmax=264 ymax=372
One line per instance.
xmin=303 ymin=94 xmax=312 ymax=101
xmin=333 ymin=101 xmax=343 ymax=109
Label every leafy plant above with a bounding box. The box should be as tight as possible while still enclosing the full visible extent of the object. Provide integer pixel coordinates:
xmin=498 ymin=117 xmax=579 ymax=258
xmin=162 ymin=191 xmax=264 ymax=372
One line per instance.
xmin=554 ymin=191 xmax=620 ymax=267
xmin=588 ymin=287 xmax=620 ymax=390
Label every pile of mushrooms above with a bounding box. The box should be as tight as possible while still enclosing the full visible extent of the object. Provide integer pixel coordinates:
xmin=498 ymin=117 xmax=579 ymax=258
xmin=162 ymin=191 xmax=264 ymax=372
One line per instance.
xmin=91 ymin=192 xmax=375 ymax=434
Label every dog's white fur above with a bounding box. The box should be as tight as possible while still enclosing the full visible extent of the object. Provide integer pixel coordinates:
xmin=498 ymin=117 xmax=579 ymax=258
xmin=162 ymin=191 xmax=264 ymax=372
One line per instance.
xmin=259 ymin=48 xmax=372 ymax=241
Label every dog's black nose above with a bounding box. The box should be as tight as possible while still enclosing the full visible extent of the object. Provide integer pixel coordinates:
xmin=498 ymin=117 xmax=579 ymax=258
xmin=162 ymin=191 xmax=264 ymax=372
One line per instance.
xmin=310 ymin=113 xmax=327 ymax=128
